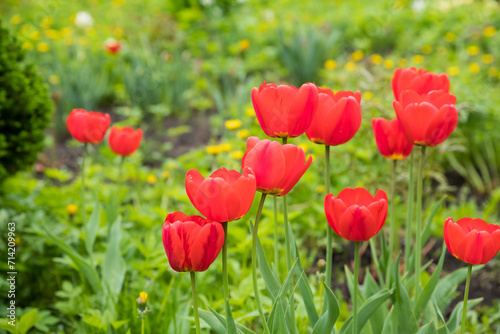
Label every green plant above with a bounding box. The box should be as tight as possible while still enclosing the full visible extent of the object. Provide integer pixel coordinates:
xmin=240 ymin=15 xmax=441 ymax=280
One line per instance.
xmin=0 ymin=20 xmax=52 ymax=181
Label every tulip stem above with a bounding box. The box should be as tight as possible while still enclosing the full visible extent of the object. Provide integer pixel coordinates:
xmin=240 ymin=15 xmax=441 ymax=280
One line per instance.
xmin=81 ymin=143 xmax=87 ymax=223
xmin=405 ymin=152 xmax=414 ymax=273
xmin=353 ymin=241 xmax=360 ymax=334
xmin=222 ymin=221 xmax=229 ymax=302
xmin=273 ymin=196 xmax=279 ymax=272
xmin=414 ymin=146 xmax=426 ymax=304
xmin=386 ymin=160 xmax=398 ymax=286
xmin=190 ymin=271 xmax=201 ymax=334
xmin=461 ymin=264 xmax=472 ymax=334
xmin=252 ymin=193 xmax=270 ymax=334
xmin=323 ymin=144 xmax=332 ymax=314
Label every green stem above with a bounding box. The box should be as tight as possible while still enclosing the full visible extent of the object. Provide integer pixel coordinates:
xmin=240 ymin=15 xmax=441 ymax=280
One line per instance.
xmin=222 ymin=221 xmax=229 ymax=301
xmin=353 ymin=241 xmax=360 ymax=334
xmin=461 ymin=264 xmax=472 ymax=334
xmin=386 ymin=160 xmax=398 ymax=285
xmin=273 ymin=196 xmax=279 ymax=272
xmin=81 ymin=143 xmax=87 ymax=223
xmin=323 ymin=145 xmax=332 ymax=314
xmin=414 ymin=146 xmax=426 ymax=303
xmin=252 ymin=193 xmax=270 ymax=334
xmin=141 ymin=318 xmax=145 ymax=334
xmin=405 ymin=151 xmax=415 ymax=273
xmin=190 ymin=271 xmax=201 ymax=334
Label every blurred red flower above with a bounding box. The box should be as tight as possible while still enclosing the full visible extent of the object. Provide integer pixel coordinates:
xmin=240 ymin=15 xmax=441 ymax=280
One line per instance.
xmin=66 ymin=109 xmax=110 ymax=144
xmin=251 ymin=82 xmax=318 ymax=138
xmin=325 ymin=187 xmax=388 ymax=241
xmin=105 ymin=38 xmax=121 ymax=54
xmin=162 ymin=211 xmax=224 ymax=272
xmin=444 ymin=217 xmax=500 ymax=265
xmin=242 ymin=137 xmax=312 ymax=196
xmin=372 ymin=118 xmax=413 ymax=160
xmin=108 ymin=126 xmax=143 ymax=156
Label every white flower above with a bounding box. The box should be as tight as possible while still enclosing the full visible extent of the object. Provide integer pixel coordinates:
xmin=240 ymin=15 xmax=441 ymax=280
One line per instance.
xmin=74 ymin=11 xmax=93 ymax=28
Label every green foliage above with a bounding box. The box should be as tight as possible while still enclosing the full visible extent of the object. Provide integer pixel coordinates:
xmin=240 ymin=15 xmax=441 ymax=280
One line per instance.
xmin=0 ymin=20 xmax=52 ymax=181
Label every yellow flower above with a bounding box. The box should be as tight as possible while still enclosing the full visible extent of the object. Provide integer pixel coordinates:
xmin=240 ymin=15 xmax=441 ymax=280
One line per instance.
xmin=447 ymin=66 xmax=460 ymax=76
xmin=370 ymin=54 xmax=383 ymax=65
xmin=61 ymin=27 xmax=73 ymax=37
xmin=245 ymin=107 xmax=255 ymax=117
xmin=49 ymin=75 xmax=60 ymax=85
xmin=147 ymin=174 xmax=157 ymax=184
xmin=40 ymin=16 xmax=53 ymax=29
xmin=66 ymin=204 xmax=78 ymax=216
xmin=45 ymin=29 xmax=60 ymax=39
xmin=206 ymin=145 xmax=221 ymax=155
xmin=469 ymin=63 xmax=480 ymax=74
xmin=139 ymin=291 xmax=148 ymax=303
xmin=37 ymin=42 xmax=50 ymax=53
xmin=467 ymin=45 xmax=480 ymax=56
xmin=437 ymin=46 xmax=447 ymax=55
xmin=488 ymin=67 xmax=498 ymax=77
xmin=345 ymin=61 xmax=356 ymax=71
xmin=482 ymin=54 xmax=494 ymax=64
xmin=239 ymin=39 xmax=250 ymax=51
xmin=484 ymin=26 xmax=496 ymax=38
xmin=383 ymin=59 xmax=394 ymax=69
xmin=162 ymin=171 xmax=170 ymax=179
xmin=398 ymin=58 xmax=407 ymax=67
xmin=324 ymin=59 xmax=336 ymax=70
xmin=316 ymin=185 xmax=324 ymax=194
xmin=422 ymin=45 xmax=432 ymax=54
xmin=112 ymin=0 xmax=126 ymax=7
xmin=350 ymin=50 xmax=364 ymax=62
xmin=225 ymin=119 xmax=242 ymax=130
xmin=412 ymin=55 xmax=424 ymax=64
xmin=10 ymin=14 xmax=22 ymax=25
xmin=113 ymin=27 xmax=124 ymax=39
xmin=219 ymin=143 xmax=231 ymax=152
xmin=363 ymin=91 xmax=373 ymax=100
xmin=21 ymin=42 xmax=34 ymax=51
xmin=298 ymin=143 xmax=309 ymax=153
xmin=30 ymin=31 xmax=41 ymax=41
xmin=230 ymin=150 xmax=244 ymax=159
xmin=445 ymin=32 xmax=455 ymax=43
xmin=237 ymin=129 xmax=250 ymax=139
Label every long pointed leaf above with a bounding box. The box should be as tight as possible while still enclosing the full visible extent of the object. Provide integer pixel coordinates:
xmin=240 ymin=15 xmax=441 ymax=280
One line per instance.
xmin=85 ymin=201 xmax=101 ymax=256
xmin=394 ymin=255 xmax=418 ymax=334
xmin=101 ymin=218 xmax=126 ymax=296
xmin=415 ymin=242 xmax=446 ymax=316
xmin=312 ymin=283 xmax=339 ymax=334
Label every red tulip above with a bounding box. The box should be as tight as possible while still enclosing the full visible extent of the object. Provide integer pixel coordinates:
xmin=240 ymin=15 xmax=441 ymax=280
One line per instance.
xmin=66 ymin=109 xmax=111 ymax=144
xmin=185 ymin=167 xmax=256 ymax=222
xmin=444 ymin=217 xmax=500 ymax=265
xmin=392 ymin=67 xmax=450 ymax=101
xmin=108 ymin=126 xmax=143 ymax=156
xmin=162 ymin=211 xmax=224 ymax=272
xmin=372 ymin=118 xmax=413 ymax=160
xmin=306 ymin=88 xmax=361 ymax=146
xmin=251 ymin=82 xmax=319 ymax=138
xmin=241 ymin=137 xmax=312 ymax=196
xmin=104 ymin=38 xmax=121 ymax=54
xmin=325 ymin=188 xmax=388 ymax=241
xmin=393 ymin=90 xmax=458 ymax=146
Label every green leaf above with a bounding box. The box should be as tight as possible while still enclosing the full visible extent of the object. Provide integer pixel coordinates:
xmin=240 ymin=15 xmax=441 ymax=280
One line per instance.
xmin=225 ymin=299 xmax=237 ymax=334
xmin=82 ymin=313 xmax=106 ymax=330
xmin=85 ymin=201 xmax=101 ymax=256
xmin=101 ymin=218 xmax=126 ymax=296
xmin=415 ymin=242 xmax=446 ymax=316
xmin=18 ymin=309 xmax=43 ymax=334
xmin=268 ymin=260 xmax=299 ymax=334
xmin=394 ymin=255 xmax=418 ymax=334
xmin=422 ymin=196 xmax=446 ymax=244
xmin=43 ymin=224 xmax=102 ymax=293
xmin=0 ymin=319 xmax=16 ymax=333
xmin=381 ymin=306 xmax=395 ymax=334
xmin=199 ymin=308 xmax=226 ymax=334
xmin=205 ymin=306 xmax=256 ymax=334
xmin=439 ymin=298 xmax=483 ymax=334
xmin=312 ymin=283 xmax=339 ymax=334
xmin=338 ymin=289 xmax=393 ymax=334
xmin=364 ymin=270 xmax=386 ymax=334
xmin=417 ymin=321 xmax=437 ymax=334
xmin=110 ymin=319 xmax=129 ymax=329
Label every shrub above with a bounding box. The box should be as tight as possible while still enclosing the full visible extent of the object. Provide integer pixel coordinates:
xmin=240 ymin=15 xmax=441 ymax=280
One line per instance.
xmin=0 ymin=20 xmax=53 ymax=181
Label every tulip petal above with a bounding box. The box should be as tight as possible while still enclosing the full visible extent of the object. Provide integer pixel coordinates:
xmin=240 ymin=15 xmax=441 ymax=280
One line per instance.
xmin=424 ymin=104 xmax=458 ymax=146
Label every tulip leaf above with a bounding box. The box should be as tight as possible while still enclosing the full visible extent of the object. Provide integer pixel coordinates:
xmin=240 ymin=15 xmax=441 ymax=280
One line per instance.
xmin=438 ymin=298 xmax=483 ymax=334
xmin=417 ymin=321 xmax=437 ymax=334
xmin=381 ymin=306 xmax=395 ymax=334
xmin=85 ymin=201 xmax=101 ymax=256
xmin=338 ymin=288 xmax=393 ymax=334
xmin=205 ymin=306 xmax=256 ymax=334
xmin=415 ymin=242 xmax=446 ymax=317
xmin=369 ymin=237 xmax=386 ymax=288
xmin=422 ymin=196 xmax=446 ymax=245
xmin=43 ymin=224 xmax=102 ymax=293
xmin=225 ymin=299 xmax=238 ymax=334
xmin=312 ymin=283 xmax=339 ymax=334
xmin=101 ymin=217 xmax=126 ymax=296
xmin=394 ymin=254 xmax=418 ymax=334
xmin=364 ymin=270 xmax=386 ymax=334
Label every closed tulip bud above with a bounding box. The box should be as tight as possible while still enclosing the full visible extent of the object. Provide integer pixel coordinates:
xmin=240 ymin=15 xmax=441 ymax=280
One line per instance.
xmin=66 ymin=109 xmax=111 ymax=144
xmin=251 ymin=81 xmax=319 ymax=138
xmin=108 ymin=126 xmax=143 ymax=156
xmin=306 ymin=88 xmax=362 ymax=146
xmin=162 ymin=212 xmax=224 ymax=272
xmin=444 ymin=217 xmax=500 ymax=265
xmin=372 ymin=118 xmax=413 ymax=160
xmin=392 ymin=67 xmax=450 ymax=101
xmin=325 ymin=188 xmax=388 ymax=242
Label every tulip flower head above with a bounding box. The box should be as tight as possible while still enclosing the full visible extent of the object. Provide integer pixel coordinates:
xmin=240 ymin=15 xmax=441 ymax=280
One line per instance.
xmin=392 ymin=67 xmax=450 ymax=101
xmin=162 ymin=211 xmax=224 ymax=272
xmin=185 ymin=167 xmax=256 ymax=222
xmin=306 ymin=88 xmax=362 ymax=146
xmin=372 ymin=118 xmax=413 ymax=160
xmin=66 ymin=109 xmax=111 ymax=144
xmin=104 ymin=38 xmax=121 ymax=54
xmin=251 ymin=82 xmax=319 ymax=138
xmin=325 ymin=187 xmax=388 ymax=241
xmin=393 ymin=90 xmax=458 ymax=147
xmin=444 ymin=217 xmax=500 ymax=265
xmin=108 ymin=126 xmax=143 ymax=156
xmin=242 ymin=137 xmax=312 ymax=196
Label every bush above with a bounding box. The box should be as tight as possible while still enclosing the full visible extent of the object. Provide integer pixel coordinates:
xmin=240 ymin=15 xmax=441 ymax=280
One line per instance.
xmin=0 ymin=20 xmax=53 ymax=181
